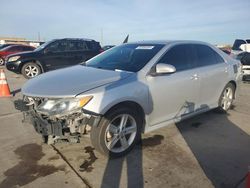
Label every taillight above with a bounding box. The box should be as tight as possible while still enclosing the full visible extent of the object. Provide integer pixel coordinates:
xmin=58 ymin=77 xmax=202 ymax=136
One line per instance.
xmin=99 ymin=49 xmax=104 ymax=53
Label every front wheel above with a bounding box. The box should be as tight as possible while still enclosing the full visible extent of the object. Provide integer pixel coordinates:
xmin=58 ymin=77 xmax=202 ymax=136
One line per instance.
xmin=21 ymin=62 xmax=41 ymax=79
xmin=90 ymin=106 xmax=142 ymax=158
xmin=218 ymin=83 xmax=235 ymax=112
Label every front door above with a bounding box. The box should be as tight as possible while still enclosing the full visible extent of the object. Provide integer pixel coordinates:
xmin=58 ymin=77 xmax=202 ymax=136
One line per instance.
xmin=147 ymin=44 xmax=200 ymax=126
xmin=42 ymin=40 xmax=69 ymax=71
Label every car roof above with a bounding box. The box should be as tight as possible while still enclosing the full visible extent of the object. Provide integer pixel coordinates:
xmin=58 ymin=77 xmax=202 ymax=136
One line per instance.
xmin=126 ymin=40 xmax=210 ymax=46
xmin=54 ymin=38 xmax=98 ymax=42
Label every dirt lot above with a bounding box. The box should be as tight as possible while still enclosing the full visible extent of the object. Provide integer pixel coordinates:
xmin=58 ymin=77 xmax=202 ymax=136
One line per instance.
xmin=0 ymin=67 xmax=249 ymax=188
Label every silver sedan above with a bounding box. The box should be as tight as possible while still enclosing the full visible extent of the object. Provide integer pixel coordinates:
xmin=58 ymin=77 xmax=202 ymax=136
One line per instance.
xmin=22 ymin=40 xmax=241 ymax=157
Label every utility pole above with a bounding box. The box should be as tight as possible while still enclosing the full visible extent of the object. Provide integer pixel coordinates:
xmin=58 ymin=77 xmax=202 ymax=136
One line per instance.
xmin=38 ymin=32 xmax=40 ymax=42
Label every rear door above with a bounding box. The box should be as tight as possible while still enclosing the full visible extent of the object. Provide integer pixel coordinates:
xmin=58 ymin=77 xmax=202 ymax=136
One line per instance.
xmin=147 ymin=44 xmax=201 ymax=126
xmin=66 ymin=40 xmax=90 ymax=65
xmin=193 ymin=44 xmax=229 ymax=108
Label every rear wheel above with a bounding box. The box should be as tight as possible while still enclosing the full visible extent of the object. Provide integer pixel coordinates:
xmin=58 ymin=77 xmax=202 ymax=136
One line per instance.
xmin=21 ymin=62 xmax=41 ymax=79
xmin=0 ymin=58 xmax=4 ymax=66
xmin=218 ymin=83 xmax=235 ymax=112
xmin=90 ymin=106 xmax=142 ymax=158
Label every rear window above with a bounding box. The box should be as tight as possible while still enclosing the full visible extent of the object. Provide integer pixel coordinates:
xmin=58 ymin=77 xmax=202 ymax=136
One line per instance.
xmin=86 ymin=41 xmax=101 ymax=51
xmin=68 ymin=41 xmax=88 ymax=51
xmin=232 ymin=39 xmax=247 ymax=51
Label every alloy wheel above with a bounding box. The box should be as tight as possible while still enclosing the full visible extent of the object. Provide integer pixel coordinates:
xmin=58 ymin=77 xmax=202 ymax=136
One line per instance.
xmin=105 ymin=114 xmax=137 ymax=153
xmin=221 ymin=87 xmax=233 ymax=110
xmin=25 ymin=65 xmax=39 ymax=78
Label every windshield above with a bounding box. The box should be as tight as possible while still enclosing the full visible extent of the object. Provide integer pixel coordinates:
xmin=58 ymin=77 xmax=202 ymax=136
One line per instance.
xmin=34 ymin=41 xmax=53 ymax=51
xmin=85 ymin=44 xmax=164 ymax=72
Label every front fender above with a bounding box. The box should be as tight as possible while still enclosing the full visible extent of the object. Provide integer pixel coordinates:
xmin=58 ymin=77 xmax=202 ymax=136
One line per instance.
xmin=80 ymin=76 xmax=151 ymax=116
xmin=20 ymin=59 xmax=45 ymax=73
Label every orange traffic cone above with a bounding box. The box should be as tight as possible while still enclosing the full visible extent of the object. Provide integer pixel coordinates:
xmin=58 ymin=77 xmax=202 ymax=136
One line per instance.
xmin=247 ymin=166 xmax=250 ymax=188
xmin=0 ymin=69 xmax=11 ymax=97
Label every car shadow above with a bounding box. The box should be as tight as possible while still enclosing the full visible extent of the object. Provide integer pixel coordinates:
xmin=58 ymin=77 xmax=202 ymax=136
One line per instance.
xmin=100 ymin=134 xmax=164 ymax=188
xmin=101 ymin=136 xmax=144 ymax=188
xmin=176 ymin=110 xmax=250 ymax=188
xmin=97 ymin=73 xmax=154 ymax=188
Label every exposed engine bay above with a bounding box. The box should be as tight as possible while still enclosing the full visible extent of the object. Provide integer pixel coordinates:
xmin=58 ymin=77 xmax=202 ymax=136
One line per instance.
xmin=22 ymin=96 xmax=101 ymax=144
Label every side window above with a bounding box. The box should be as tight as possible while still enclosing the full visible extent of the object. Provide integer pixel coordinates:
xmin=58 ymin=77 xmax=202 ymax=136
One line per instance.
xmin=194 ymin=44 xmax=223 ymax=66
xmin=47 ymin=41 xmax=68 ymax=52
xmin=67 ymin=41 xmax=88 ymax=51
xmin=86 ymin=41 xmax=100 ymax=51
xmin=20 ymin=46 xmax=27 ymax=51
xmin=158 ymin=44 xmax=196 ymax=71
xmin=47 ymin=41 xmax=59 ymax=52
xmin=9 ymin=46 xmax=19 ymax=51
xmin=24 ymin=46 xmax=34 ymax=51
xmin=68 ymin=41 xmax=78 ymax=51
xmin=78 ymin=41 xmax=88 ymax=50
xmin=214 ymin=50 xmax=225 ymax=63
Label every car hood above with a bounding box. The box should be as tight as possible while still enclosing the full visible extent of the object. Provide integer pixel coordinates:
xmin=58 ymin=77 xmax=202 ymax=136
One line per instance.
xmin=7 ymin=51 xmax=37 ymax=58
xmin=22 ymin=65 xmax=133 ymax=98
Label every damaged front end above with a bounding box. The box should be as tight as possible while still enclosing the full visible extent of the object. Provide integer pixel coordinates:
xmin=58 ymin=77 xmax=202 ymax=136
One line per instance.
xmin=22 ymin=96 xmax=101 ymax=144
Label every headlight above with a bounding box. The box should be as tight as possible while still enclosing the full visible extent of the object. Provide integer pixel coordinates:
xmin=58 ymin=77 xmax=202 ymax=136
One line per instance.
xmin=8 ymin=56 xmax=20 ymax=62
xmin=37 ymin=96 xmax=93 ymax=116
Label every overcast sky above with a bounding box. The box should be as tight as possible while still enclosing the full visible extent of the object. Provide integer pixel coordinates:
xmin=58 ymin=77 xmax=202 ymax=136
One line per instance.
xmin=0 ymin=0 xmax=249 ymax=45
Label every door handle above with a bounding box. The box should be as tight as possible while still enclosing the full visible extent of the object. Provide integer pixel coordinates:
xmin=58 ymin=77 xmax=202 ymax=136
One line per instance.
xmin=190 ymin=74 xmax=199 ymax=80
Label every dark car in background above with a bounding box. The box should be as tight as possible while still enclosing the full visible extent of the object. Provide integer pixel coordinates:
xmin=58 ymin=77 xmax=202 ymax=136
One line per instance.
xmin=235 ymin=52 xmax=250 ymax=81
xmin=230 ymin=39 xmax=250 ymax=81
xmin=0 ymin=45 xmax=35 ymax=65
xmin=102 ymin=45 xmax=115 ymax=51
xmin=0 ymin=44 xmax=15 ymax=50
xmin=6 ymin=38 xmax=102 ymax=78
xmin=231 ymin=39 xmax=250 ymax=56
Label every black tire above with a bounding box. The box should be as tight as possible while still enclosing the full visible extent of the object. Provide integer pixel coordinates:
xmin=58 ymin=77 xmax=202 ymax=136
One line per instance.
xmin=0 ymin=58 xmax=5 ymax=66
xmin=90 ymin=106 xmax=142 ymax=158
xmin=217 ymin=82 xmax=235 ymax=112
xmin=21 ymin=62 xmax=41 ymax=79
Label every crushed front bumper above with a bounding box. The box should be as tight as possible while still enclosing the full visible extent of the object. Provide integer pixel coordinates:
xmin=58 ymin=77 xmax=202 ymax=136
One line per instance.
xmin=23 ymin=109 xmax=102 ymax=144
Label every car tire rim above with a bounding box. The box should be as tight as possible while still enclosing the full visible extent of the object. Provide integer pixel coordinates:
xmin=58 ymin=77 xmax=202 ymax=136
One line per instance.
xmin=0 ymin=58 xmax=4 ymax=65
xmin=25 ymin=65 xmax=39 ymax=78
xmin=221 ymin=87 xmax=233 ymax=110
xmin=105 ymin=114 xmax=137 ymax=153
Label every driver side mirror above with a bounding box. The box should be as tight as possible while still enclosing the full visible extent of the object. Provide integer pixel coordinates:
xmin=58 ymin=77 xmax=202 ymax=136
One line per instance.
xmin=151 ymin=63 xmax=176 ymax=76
